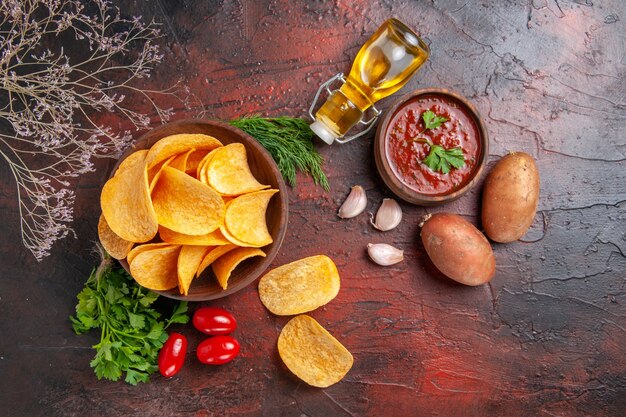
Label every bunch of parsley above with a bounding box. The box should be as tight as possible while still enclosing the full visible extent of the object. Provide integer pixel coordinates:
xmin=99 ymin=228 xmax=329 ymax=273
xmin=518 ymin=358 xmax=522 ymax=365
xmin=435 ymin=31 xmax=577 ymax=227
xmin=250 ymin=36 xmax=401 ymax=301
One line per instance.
xmin=70 ymin=253 xmax=189 ymax=385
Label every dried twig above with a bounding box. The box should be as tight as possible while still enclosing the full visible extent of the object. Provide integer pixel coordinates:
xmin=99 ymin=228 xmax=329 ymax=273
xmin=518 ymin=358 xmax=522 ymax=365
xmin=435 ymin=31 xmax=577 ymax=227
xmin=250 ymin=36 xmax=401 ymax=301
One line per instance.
xmin=0 ymin=0 xmax=186 ymax=260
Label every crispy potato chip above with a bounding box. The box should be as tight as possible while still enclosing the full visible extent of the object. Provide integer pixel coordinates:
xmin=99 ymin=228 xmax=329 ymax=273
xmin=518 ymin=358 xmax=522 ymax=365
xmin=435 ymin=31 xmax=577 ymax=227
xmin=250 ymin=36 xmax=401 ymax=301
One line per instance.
xmin=258 ymin=255 xmax=340 ymax=315
xmin=148 ymin=155 xmax=176 ymax=193
xmin=127 ymin=242 xmax=177 ymax=265
xmin=212 ymin=247 xmax=266 ymax=289
xmin=185 ymin=149 xmax=210 ymax=176
xmin=151 ymin=167 xmax=225 ymax=235
xmin=197 ymin=148 xmax=220 ymax=184
xmin=114 ymin=149 xmax=149 ymax=177
xmin=177 ymin=245 xmax=211 ymax=295
xmin=278 ymin=315 xmax=353 ymax=388
xmin=129 ymin=245 xmax=181 ymax=290
xmin=98 ymin=214 xmax=134 ymax=260
xmin=196 ymin=244 xmax=238 ymax=277
xmin=159 ymin=226 xmax=230 ymax=246
xmin=219 ymin=224 xmax=260 ymax=247
xmin=101 ymin=150 xmax=158 ymax=243
xmin=206 ymin=143 xmax=269 ymax=196
xmin=224 ymin=189 xmax=278 ymax=246
xmin=169 ymin=148 xmax=194 ymax=172
xmin=145 ymin=134 xmax=222 ymax=169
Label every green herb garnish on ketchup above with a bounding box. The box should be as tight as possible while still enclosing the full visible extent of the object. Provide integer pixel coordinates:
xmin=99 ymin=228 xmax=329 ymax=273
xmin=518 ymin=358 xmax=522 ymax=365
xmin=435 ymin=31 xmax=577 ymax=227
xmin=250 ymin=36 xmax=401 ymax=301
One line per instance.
xmin=422 ymin=110 xmax=448 ymax=130
xmin=412 ymin=110 xmax=465 ymax=174
xmin=422 ymin=142 xmax=465 ymax=174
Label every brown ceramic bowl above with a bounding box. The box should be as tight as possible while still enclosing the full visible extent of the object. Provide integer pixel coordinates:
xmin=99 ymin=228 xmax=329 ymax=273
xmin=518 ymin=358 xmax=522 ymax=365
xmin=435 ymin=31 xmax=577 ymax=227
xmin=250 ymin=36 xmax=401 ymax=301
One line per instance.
xmin=374 ymin=88 xmax=488 ymax=206
xmin=112 ymin=119 xmax=288 ymax=301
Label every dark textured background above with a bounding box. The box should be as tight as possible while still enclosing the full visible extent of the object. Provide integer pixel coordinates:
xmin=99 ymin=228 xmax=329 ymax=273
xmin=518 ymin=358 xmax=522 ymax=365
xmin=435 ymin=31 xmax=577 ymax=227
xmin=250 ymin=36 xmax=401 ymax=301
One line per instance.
xmin=0 ymin=1 xmax=625 ymax=416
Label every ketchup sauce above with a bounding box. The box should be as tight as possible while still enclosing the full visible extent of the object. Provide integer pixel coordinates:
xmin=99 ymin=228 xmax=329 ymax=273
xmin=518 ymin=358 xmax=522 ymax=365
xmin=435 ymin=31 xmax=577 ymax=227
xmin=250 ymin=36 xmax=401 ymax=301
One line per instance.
xmin=385 ymin=94 xmax=481 ymax=195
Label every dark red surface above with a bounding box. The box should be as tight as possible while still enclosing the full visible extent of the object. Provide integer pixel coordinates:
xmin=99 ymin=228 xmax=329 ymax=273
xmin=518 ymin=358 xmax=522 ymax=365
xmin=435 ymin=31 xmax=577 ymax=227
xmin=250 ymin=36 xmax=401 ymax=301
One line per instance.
xmin=1 ymin=1 xmax=625 ymax=416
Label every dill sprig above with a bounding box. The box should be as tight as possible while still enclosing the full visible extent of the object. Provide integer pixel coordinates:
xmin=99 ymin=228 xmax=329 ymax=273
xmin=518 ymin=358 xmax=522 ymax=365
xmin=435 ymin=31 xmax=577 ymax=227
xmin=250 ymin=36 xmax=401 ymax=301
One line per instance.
xmin=230 ymin=116 xmax=330 ymax=191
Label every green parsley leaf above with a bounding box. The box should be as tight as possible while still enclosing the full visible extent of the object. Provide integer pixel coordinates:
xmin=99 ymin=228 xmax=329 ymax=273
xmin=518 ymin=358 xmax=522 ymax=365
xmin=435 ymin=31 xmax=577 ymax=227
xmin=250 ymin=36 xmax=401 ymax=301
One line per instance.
xmin=70 ymin=253 xmax=189 ymax=385
xmin=411 ymin=110 xmax=465 ymax=174
xmin=423 ymin=144 xmax=466 ymax=174
xmin=422 ymin=110 xmax=448 ymax=130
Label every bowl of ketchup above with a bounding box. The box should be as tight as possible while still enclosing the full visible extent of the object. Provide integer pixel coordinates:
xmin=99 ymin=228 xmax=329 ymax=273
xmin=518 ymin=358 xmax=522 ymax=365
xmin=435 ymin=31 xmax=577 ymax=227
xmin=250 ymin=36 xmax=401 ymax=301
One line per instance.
xmin=374 ymin=88 xmax=489 ymax=206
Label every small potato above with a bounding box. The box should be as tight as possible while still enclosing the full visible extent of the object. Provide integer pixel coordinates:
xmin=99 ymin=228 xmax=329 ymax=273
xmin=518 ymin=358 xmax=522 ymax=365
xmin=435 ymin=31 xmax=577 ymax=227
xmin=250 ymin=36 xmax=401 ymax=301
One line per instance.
xmin=482 ymin=152 xmax=540 ymax=243
xmin=420 ymin=213 xmax=495 ymax=286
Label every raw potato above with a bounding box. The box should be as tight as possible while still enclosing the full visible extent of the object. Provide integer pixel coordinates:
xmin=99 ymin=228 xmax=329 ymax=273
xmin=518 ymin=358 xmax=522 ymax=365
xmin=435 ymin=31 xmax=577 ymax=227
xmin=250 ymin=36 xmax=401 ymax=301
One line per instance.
xmin=482 ymin=152 xmax=540 ymax=243
xmin=420 ymin=213 xmax=495 ymax=286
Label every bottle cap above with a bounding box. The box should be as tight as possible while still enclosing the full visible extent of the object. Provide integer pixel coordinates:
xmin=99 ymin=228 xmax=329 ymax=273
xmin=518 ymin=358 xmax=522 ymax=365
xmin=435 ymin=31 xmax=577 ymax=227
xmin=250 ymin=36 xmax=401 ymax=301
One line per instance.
xmin=310 ymin=120 xmax=337 ymax=145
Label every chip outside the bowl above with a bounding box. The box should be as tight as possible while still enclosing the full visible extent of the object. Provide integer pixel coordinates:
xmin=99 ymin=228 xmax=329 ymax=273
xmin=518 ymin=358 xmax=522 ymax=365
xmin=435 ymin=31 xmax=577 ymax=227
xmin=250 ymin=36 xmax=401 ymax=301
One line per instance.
xmin=278 ymin=315 xmax=353 ymax=388
xmin=211 ymin=247 xmax=266 ymax=290
xmin=151 ymin=167 xmax=225 ymax=236
xmin=258 ymin=255 xmax=340 ymax=316
xmin=129 ymin=244 xmax=182 ymax=291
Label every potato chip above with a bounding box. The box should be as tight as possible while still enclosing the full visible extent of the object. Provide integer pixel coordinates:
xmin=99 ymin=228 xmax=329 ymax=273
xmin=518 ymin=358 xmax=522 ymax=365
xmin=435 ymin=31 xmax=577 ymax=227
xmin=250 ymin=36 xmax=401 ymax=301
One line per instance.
xmin=196 ymin=244 xmax=238 ymax=277
xmin=148 ymin=155 xmax=175 ymax=193
xmin=224 ymin=189 xmax=278 ymax=246
xmin=206 ymin=143 xmax=269 ymax=196
xmin=97 ymin=214 xmax=134 ymax=260
xmin=212 ymin=247 xmax=266 ymax=289
xmin=278 ymin=315 xmax=353 ymax=388
xmin=258 ymin=255 xmax=340 ymax=315
xmin=185 ymin=149 xmax=210 ymax=176
xmin=144 ymin=133 xmax=222 ymax=169
xmin=177 ymin=245 xmax=211 ymax=295
xmin=114 ymin=149 xmax=149 ymax=177
xmin=219 ymin=224 xmax=260 ymax=247
xmin=101 ymin=149 xmax=158 ymax=243
xmin=169 ymin=148 xmax=195 ymax=172
xmin=129 ymin=244 xmax=181 ymax=290
xmin=127 ymin=242 xmax=176 ymax=265
xmin=151 ymin=167 xmax=225 ymax=235
xmin=197 ymin=148 xmax=220 ymax=184
xmin=159 ymin=226 xmax=230 ymax=246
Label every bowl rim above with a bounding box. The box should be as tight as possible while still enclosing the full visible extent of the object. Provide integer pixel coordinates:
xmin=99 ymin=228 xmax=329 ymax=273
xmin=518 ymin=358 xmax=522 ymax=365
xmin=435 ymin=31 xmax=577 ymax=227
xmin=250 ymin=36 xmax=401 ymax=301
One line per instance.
xmin=111 ymin=118 xmax=289 ymax=301
xmin=374 ymin=88 xmax=489 ymax=206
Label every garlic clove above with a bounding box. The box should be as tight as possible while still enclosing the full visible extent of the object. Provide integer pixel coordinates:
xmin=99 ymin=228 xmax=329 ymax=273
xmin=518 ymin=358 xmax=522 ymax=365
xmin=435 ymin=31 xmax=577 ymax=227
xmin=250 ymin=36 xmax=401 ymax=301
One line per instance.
xmin=370 ymin=198 xmax=402 ymax=231
xmin=367 ymin=243 xmax=404 ymax=266
xmin=338 ymin=185 xmax=367 ymax=219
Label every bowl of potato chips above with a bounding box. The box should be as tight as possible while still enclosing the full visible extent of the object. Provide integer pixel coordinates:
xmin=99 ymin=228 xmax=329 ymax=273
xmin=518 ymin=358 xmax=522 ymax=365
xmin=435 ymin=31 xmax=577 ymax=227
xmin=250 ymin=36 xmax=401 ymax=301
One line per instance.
xmin=98 ymin=119 xmax=289 ymax=301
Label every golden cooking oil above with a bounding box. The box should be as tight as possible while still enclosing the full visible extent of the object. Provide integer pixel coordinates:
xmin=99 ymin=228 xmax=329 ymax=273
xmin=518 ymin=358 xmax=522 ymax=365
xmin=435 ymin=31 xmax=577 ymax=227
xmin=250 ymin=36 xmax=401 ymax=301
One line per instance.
xmin=311 ymin=19 xmax=430 ymax=144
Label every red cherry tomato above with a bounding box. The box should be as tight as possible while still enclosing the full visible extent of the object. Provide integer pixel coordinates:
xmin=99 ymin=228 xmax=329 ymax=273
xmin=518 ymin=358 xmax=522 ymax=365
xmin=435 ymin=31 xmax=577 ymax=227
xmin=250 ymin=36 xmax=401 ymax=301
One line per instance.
xmin=158 ymin=332 xmax=187 ymax=377
xmin=192 ymin=307 xmax=237 ymax=335
xmin=196 ymin=335 xmax=240 ymax=365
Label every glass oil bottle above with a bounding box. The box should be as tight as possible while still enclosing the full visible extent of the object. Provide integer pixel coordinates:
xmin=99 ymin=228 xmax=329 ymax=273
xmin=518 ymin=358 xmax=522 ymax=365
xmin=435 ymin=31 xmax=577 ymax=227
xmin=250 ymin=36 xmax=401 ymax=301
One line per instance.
xmin=309 ymin=18 xmax=430 ymax=144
